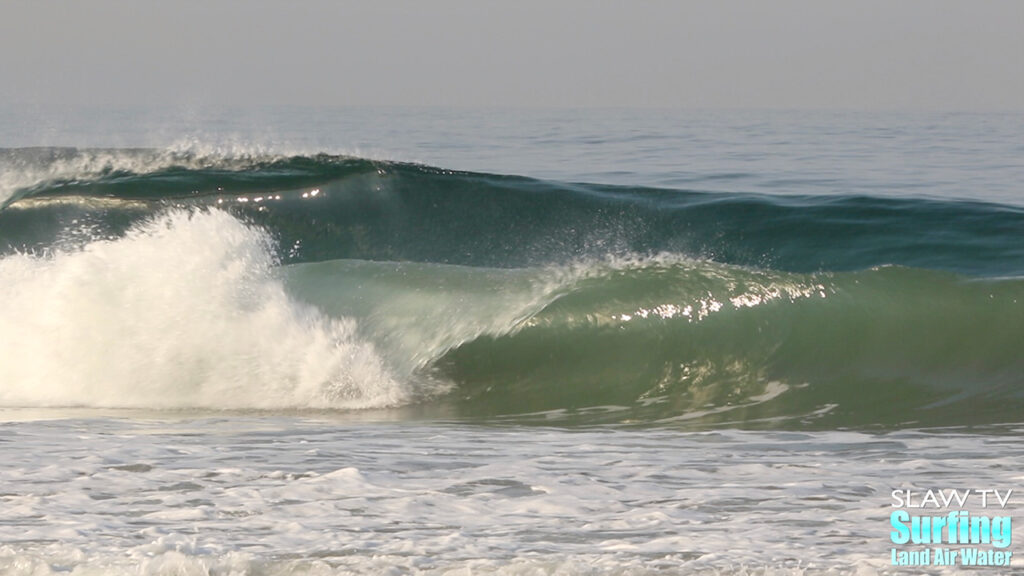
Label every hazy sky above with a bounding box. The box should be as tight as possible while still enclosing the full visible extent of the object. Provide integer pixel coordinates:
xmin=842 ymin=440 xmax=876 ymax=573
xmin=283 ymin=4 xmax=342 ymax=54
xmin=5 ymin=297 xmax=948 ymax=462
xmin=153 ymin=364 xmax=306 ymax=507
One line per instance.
xmin=2 ymin=0 xmax=1023 ymax=111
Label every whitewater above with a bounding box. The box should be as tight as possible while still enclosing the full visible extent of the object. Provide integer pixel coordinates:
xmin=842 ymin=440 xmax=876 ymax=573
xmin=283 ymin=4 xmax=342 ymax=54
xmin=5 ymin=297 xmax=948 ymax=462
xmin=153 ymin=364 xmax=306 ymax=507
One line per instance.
xmin=1 ymin=107 xmax=1023 ymax=574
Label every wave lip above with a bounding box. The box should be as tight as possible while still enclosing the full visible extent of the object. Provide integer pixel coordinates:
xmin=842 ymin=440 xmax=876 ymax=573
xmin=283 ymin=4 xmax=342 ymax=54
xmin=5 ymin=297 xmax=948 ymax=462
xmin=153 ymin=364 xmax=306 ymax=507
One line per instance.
xmin=0 ymin=146 xmax=375 ymax=209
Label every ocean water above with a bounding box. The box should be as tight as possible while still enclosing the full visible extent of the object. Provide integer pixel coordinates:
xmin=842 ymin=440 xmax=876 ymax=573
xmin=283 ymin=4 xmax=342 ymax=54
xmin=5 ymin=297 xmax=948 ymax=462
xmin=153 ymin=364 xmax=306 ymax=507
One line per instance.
xmin=1 ymin=107 xmax=1023 ymax=574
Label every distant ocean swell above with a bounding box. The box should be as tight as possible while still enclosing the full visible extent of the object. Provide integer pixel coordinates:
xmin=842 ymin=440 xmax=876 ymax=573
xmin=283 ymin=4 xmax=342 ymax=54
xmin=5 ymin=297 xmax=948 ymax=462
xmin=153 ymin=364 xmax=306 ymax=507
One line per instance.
xmin=1 ymin=148 xmax=1022 ymax=428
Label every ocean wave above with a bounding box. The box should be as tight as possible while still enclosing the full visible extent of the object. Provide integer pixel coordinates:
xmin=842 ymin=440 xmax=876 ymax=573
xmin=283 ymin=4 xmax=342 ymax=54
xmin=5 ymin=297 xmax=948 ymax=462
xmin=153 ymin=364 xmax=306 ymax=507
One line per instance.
xmin=2 ymin=148 xmax=1023 ymax=276
xmin=2 ymin=148 xmax=1023 ymax=428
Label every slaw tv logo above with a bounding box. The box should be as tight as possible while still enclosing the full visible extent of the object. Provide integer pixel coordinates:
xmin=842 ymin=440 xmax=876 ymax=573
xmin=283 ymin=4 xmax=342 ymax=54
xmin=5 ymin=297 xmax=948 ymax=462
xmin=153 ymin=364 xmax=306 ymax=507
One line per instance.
xmin=889 ymin=488 xmax=1013 ymax=567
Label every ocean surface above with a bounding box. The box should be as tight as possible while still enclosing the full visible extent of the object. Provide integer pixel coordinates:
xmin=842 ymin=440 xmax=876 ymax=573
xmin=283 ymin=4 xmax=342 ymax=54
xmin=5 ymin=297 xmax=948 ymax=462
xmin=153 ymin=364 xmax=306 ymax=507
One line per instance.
xmin=1 ymin=107 xmax=1023 ymax=574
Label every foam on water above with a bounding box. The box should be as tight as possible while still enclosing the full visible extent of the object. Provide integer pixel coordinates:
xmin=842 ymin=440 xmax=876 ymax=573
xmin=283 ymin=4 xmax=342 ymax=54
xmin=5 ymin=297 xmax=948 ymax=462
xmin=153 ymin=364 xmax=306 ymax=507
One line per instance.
xmin=1 ymin=417 xmax=1020 ymax=575
xmin=0 ymin=209 xmax=409 ymax=410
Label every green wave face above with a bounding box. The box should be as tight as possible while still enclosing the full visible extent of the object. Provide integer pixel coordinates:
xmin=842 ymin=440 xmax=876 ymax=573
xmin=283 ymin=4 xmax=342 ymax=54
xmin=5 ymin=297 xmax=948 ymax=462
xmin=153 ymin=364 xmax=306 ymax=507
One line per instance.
xmin=284 ymin=258 xmax=1024 ymax=429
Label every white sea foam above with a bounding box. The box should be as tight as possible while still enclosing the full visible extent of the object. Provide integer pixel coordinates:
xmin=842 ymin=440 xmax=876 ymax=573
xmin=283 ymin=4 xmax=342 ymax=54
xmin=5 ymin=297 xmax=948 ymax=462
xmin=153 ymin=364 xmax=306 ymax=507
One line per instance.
xmin=0 ymin=209 xmax=407 ymax=409
xmin=2 ymin=418 xmax=1017 ymax=575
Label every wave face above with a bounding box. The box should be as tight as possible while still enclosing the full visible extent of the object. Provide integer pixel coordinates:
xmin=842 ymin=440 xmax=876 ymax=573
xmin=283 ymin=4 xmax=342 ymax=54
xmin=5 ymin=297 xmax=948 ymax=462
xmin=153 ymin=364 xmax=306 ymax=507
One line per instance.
xmin=2 ymin=148 xmax=1024 ymax=428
